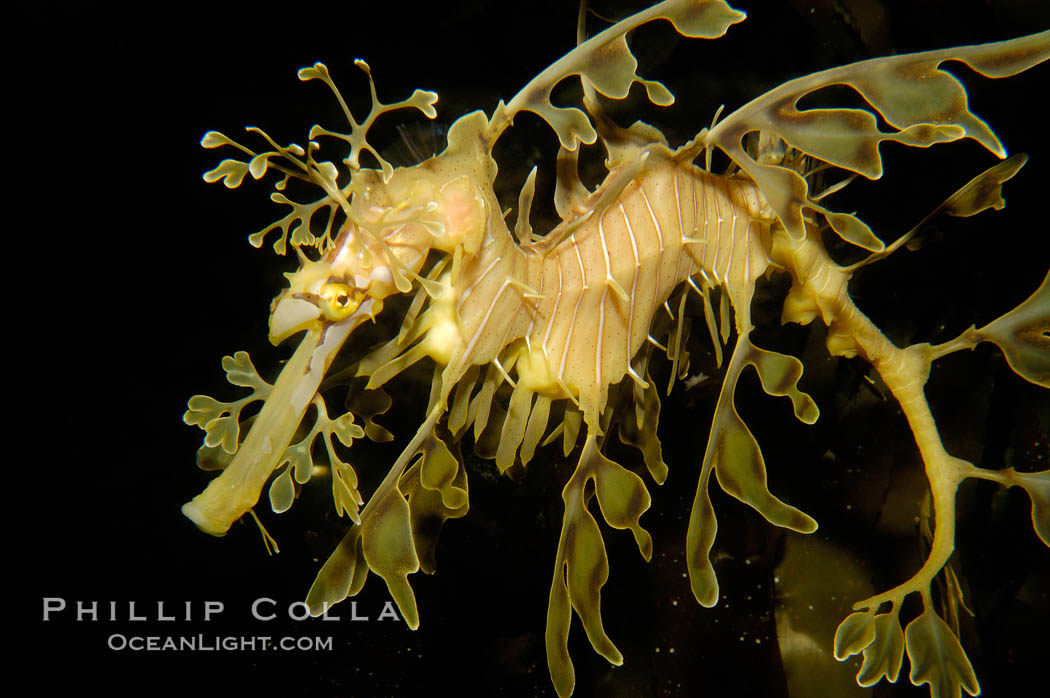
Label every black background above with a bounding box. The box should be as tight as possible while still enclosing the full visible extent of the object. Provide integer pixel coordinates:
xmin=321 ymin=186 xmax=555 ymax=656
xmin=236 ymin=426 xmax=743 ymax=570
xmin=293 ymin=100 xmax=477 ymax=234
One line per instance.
xmin=22 ymin=1 xmax=1049 ymax=696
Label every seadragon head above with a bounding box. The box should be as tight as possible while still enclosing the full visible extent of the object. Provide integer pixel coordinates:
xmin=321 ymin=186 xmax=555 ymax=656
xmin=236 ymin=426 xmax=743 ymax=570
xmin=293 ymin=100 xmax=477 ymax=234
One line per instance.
xmin=268 ymin=255 xmax=374 ymax=345
xmin=181 ymin=57 xmax=503 ymax=537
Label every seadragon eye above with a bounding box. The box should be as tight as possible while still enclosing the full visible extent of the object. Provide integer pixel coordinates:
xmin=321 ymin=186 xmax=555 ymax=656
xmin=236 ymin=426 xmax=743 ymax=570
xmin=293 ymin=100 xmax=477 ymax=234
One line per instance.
xmin=319 ymin=282 xmax=361 ymax=320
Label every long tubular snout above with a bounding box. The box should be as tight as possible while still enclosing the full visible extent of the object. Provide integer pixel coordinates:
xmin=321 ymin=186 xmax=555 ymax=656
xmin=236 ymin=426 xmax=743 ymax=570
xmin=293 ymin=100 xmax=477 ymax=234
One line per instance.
xmin=181 ymin=305 xmax=369 ymax=535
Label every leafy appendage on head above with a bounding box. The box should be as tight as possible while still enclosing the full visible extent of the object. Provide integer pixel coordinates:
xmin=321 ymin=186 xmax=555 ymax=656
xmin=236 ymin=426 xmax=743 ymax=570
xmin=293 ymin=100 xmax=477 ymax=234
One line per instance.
xmin=201 ymin=61 xmax=438 ymax=254
xmin=202 ymin=128 xmax=347 ymax=254
xmin=301 ymin=60 xmax=438 ymax=183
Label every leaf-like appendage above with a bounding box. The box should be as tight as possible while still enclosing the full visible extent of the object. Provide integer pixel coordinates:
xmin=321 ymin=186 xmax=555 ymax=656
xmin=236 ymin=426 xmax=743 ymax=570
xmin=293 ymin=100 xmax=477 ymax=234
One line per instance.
xmin=686 ymin=471 xmax=720 ymax=608
xmin=617 ymin=368 xmax=669 ymax=485
xmin=978 ymin=271 xmax=1050 ymax=389
xmin=822 ymin=209 xmax=884 ymax=252
xmin=200 ymin=123 xmax=348 ymax=255
xmin=193 ymin=441 xmax=235 ymax=472
xmin=269 ymin=465 xmax=295 ymax=514
xmin=330 ymin=412 xmax=364 ymax=448
xmin=247 ymin=152 xmax=273 ymax=180
xmin=200 ymin=130 xmax=235 ymax=149
xmin=687 ymin=336 xmax=817 ymax=608
xmin=316 ymin=405 xmax=364 ymax=517
xmin=405 ymin=480 xmax=465 ymax=575
xmin=202 ymin=158 xmax=251 ymax=189
xmin=184 ymin=351 xmax=272 ymax=455
xmin=495 ymin=381 xmax=534 ymax=473
xmin=347 ymin=386 xmax=394 ymax=443
xmin=221 ymin=350 xmax=268 ymax=390
xmin=546 ymin=557 xmax=576 ymax=698
xmin=934 ymin=153 xmax=1027 ymax=221
xmin=490 ymin=0 xmax=745 ymax=151
xmin=300 ymin=60 xmax=438 ymax=183
xmin=746 ymin=342 xmax=819 ymax=425
xmin=416 ymin=434 xmax=467 ymax=511
xmin=361 ymin=488 xmax=421 ymax=629
xmin=306 ymin=526 xmax=368 ymax=616
xmin=269 ymin=440 xmax=306 ymax=512
xmin=706 ymin=340 xmax=818 ymax=532
xmin=1014 ymin=469 xmax=1050 ymax=547
xmin=563 ymin=503 xmax=620 ymax=664
xmin=710 ymin=402 xmax=818 ymax=533
xmin=312 ymin=370 xmax=447 ymax=622
xmin=401 ymin=437 xmax=470 ymax=575
xmin=284 ymin=437 xmax=314 ymax=485
xmin=853 ymin=153 xmax=1029 ymax=267
xmin=590 ymin=441 xmax=653 ymax=560
xmin=248 ymin=192 xmax=340 ymax=255
xmin=331 ymin=458 xmax=362 ymax=521
xmin=520 ymin=394 xmax=552 ymax=467
xmin=550 ymin=502 xmax=616 ymax=672
xmin=259 ymin=391 xmax=364 ymax=521
xmin=706 ymin=30 xmax=1050 ymax=241
xmin=184 ymin=394 xmax=237 ymax=451
xmin=858 ymin=612 xmax=906 ymax=687
xmin=547 ymin=434 xmax=648 ymax=697
xmin=834 ymin=611 xmax=877 ymax=661
xmin=201 ymin=60 xmax=439 ymax=256
xmin=905 ymin=606 xmax=980 ymax=698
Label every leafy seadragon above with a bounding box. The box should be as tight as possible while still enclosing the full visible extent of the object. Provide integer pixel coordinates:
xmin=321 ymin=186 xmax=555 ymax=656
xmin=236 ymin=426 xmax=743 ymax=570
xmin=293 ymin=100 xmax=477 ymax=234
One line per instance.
xmin=183 ymin=1 xmax=1049 ymax=695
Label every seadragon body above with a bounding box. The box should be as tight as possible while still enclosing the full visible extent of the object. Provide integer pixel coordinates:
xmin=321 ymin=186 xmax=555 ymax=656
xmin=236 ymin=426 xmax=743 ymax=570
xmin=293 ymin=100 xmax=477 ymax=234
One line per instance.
xmin=183 ymin=2 xmax=1049 ymax=695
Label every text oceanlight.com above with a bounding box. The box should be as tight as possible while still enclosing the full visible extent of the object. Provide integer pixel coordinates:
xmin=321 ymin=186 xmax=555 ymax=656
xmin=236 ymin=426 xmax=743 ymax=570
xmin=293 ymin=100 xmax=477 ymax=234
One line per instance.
xmin=106 ymin=634 xmax=333 ymax=651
